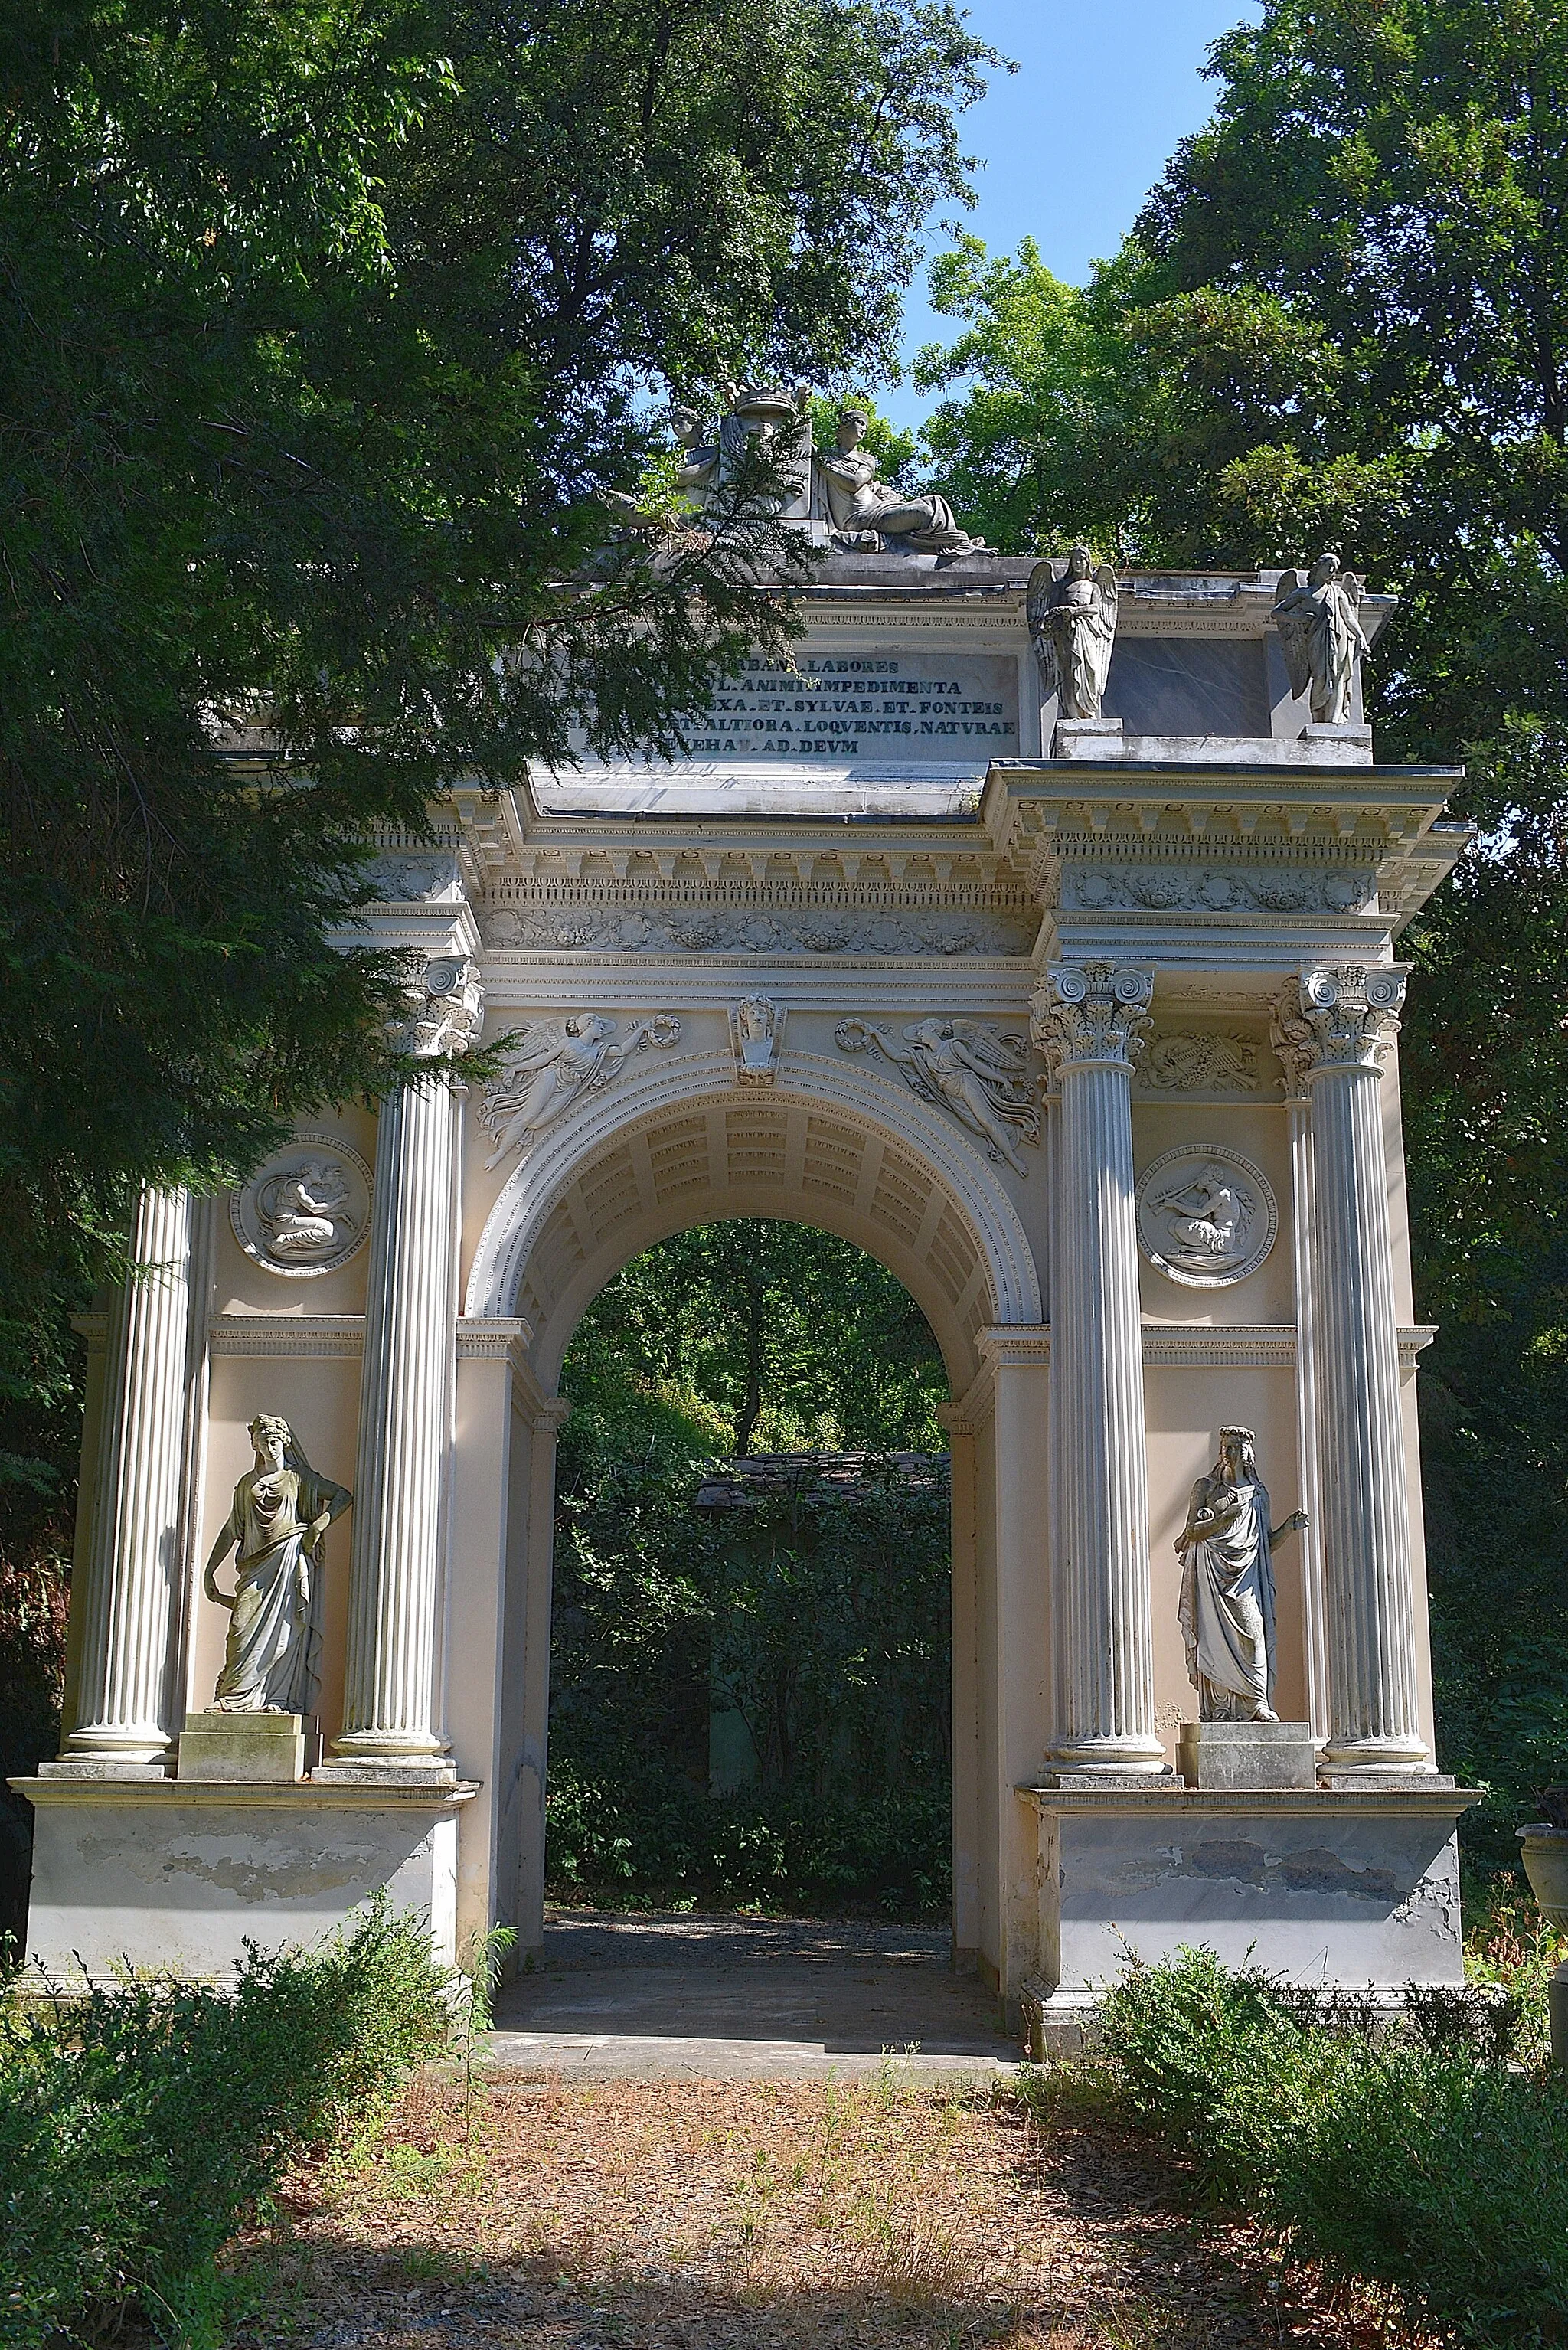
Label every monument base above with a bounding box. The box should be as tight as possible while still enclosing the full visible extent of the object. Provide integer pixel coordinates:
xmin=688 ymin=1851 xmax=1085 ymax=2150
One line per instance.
xmin=177 ymin=1710 xmax=304 ymax=1783
xmin=1178 ymin=1718 xmax=1315 ymax=1792
xmin=11 ymin=1776 xmax=479 ymax=1982
xmin=1014 ymin=1780 xmax=1480 ymax=2044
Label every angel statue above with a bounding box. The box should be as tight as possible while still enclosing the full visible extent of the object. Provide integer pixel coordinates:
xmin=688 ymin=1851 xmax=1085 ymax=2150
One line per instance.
xmin=1176 ymin=1426 xmax=1307 ymax=1723
xmin=836 ymin=1017 xmax=1039 ymax=1176
xmin=1151 ymin=1160 xmax=1253 ymax=1272
xmin=204 ymin=1415 xmax=352 ymax=1718
xmin=817 ymin=410 xmax=982 ymax=555
xmin=479 ymin=1013 xmax=680 ymax=1169
xmin=1027 ymin=547 xmax=1119 ymax=720
xmin=1271 ymin=553 xmax=1373 ymax=725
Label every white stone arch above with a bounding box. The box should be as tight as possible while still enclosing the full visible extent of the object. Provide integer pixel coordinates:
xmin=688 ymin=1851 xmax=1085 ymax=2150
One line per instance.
xmin=464 ymin=1041 xmax=1041 ymax=1393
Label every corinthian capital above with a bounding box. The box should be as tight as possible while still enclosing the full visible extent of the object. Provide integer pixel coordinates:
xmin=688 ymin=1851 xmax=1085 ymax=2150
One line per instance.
xmin=1272 ymin=964 xmax=1406 ymax=1084
xmin=1030 ymin=963 xmax=1155 ymax=1075
xmin=406 ymin=953 xmax=485 ymax=1058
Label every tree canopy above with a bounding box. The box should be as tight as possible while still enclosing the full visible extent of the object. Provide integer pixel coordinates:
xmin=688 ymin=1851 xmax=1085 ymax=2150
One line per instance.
xmin=0 ymin=0 xmax=996 ymax=1515
xmin=913 ymin=0 xmax=1568 ymax=1851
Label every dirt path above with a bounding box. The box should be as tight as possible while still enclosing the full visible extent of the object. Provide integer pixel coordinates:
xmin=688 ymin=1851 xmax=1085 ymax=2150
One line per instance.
xmin=232 ymin=2067 xmax=1302 ymax=2350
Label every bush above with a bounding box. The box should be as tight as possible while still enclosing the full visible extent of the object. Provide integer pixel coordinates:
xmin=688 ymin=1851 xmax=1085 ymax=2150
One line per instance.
xmin=545 ymin=1770 xmax=951 ymax=1917
xmin=0 ymin=1897 xmax=452 ymax=2348
xmin=1093 ymin=1948 xmax=1568 ymax=2347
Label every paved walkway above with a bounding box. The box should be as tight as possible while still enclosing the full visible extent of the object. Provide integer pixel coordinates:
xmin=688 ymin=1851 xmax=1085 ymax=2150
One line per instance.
xmin=487 ymin=1910 xmax=1024 ymax=2079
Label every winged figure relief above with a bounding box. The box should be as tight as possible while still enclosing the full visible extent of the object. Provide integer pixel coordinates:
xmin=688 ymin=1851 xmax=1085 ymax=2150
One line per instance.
xmin=479 ymin=1013 xmax=679 ymax=1169
xmin=837 ymin=1016 xmax=1039 ymax=1176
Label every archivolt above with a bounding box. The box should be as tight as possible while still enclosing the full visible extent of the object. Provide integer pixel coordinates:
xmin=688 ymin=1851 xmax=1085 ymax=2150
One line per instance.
xmin=464 ymin=1045 xmax=1041 ymax=1391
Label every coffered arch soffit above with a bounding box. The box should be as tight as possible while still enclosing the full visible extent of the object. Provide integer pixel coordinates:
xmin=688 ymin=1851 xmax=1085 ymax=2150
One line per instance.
xmin=464 ymin=1048 xmax=1042 ymax=1394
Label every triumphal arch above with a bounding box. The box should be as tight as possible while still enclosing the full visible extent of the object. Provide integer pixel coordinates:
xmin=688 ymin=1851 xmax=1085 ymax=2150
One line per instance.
xmin=19 ymin=394 xmax=1478 ymax=2029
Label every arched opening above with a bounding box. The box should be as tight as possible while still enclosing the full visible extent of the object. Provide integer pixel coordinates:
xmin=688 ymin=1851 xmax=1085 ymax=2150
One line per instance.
xmin=461 ymin=1065 xmax=1046 ymax=1984
xmin=544 ymin=1217 xmax=954 ymax=1920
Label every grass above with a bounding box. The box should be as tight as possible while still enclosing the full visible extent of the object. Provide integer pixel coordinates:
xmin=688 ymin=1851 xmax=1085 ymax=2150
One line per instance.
xmin=218 ymin=2065 xmax=1291 ymax=2349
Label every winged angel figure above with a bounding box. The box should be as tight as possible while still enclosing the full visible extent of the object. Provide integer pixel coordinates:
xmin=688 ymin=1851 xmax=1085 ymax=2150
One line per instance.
xmin=1027 ymin=546 xmax=1119 ymax=720
xmin=1271 ymin=554 xmax=1372 ymax=725
xmin=836 ymin=1018 xmax=1039 ymax=1176
xmin=479 ymin=1014 xmax=679 ymax=1169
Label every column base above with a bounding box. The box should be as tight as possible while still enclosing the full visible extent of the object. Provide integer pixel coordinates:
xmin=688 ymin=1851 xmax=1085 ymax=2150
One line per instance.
xmin=315 ymin=1755 xmax=456 ymax=1787
xmin=1047 ymin=1737 xmax=1167 ymax=1779
xmin=35 ymin=1757 xmax=171 ymax=1782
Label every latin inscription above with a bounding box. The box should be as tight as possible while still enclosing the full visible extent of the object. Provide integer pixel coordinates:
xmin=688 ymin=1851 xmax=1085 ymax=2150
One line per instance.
xmin=682 ymin=652 xmax=1019 ymax=760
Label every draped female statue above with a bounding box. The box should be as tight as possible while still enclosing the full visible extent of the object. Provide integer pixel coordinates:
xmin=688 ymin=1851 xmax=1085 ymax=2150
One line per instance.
xmin=1175 ymin=1427 xmax=1305 ymax=1722
xmin=818 ymin=410 xmax=979 ymax=554
xmin=204 ymin=1415 xmax=352 ymax=1718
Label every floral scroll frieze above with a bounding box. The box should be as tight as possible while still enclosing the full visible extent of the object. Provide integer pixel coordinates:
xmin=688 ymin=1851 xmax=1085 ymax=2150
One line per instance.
xmin=481 ymin=904 xmax=1034 ymax=958
xmin=1063 ymin=864 xmax=1375 ymax=917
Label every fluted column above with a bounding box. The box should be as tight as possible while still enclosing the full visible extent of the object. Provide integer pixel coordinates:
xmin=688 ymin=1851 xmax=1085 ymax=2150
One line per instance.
xmin=327 ymin=955 xmax=482 ymax=1778
xmin=1032 ymin=963 xmax=1163 ymax=1773
xmin=1276 ymin=966 xmax=1430 ymax=1772
xmin=51 ymin=1185 xmax=194 ymax=1773
xmin=1277 ymin=1061 xmax=1331 ymax=1743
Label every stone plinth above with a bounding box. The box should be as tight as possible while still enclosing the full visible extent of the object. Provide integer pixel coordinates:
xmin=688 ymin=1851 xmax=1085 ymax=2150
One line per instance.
xmin=177 ymin=1711 xmax=304 ymax=1784
xmin=1014 ymin=1780 xmax=1480 ymax=2049
xmin=1178 ymin=1720 xmax=1315 ymax=1793
xmin=11 ymin=1776 xmax=479 ymax=1979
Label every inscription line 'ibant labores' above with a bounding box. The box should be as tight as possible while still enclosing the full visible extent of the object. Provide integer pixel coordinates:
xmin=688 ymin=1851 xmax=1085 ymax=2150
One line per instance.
xmin=685 ymin=655 xmax=1018 ymax=758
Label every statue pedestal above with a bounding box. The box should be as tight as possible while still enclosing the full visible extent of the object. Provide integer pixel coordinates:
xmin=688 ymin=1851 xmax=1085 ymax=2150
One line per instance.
xmin=10 ymin=1776 xmax=479 ymax=1981
xmin=1178 ymin=1719 xmax=1315 ymax=1793
xmin=1052 ymin=717 xmax=1122 ymax=757
xmin=177 ymin=1711 xmax=304 ymax=1783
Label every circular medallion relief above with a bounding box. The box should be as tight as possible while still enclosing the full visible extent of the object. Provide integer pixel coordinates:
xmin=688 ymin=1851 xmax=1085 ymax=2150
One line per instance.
xmin=230 ymin=1133 xmax=372 ymax=1279
xmin=1135 ymin=1145 xmax=1278 ymax=1289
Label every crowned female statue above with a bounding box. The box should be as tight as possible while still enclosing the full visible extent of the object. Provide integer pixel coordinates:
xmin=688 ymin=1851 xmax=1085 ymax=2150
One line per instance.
xmin=1175 ymin=1427 xmax=1306 ymax=1722
xmin=204 ymin=1415 xmax=352 ymax=1718
xmin=817 ymin=409 xmax=980 ymax=554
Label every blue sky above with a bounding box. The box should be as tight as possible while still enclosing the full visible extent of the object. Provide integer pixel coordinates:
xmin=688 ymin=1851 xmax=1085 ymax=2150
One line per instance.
xmin=884 ymin=0 xmax=1257 ymax=430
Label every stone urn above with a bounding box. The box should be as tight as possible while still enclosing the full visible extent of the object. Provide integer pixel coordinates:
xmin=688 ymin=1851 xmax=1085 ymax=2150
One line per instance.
xmin=1517 ymin=1795 xmax=1568 ymax=2069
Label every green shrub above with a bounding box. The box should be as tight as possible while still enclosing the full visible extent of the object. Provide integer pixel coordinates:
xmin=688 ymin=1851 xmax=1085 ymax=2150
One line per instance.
xmin=0 ymin=1897 xmax=451 ymax=2348
xmin=545 ymin=1770 xmax=951 ymax=1917
xmin=1096 ymin=1948 xmax=1568 ymax=2347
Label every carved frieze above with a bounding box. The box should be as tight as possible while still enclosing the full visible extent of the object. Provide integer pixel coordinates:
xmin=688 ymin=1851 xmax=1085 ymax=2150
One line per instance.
xmin=1135 ymin=1146 xmax=1278 ymax=1289
xmin=482 ymin=903 xmax=1034 ymax=957
xmin=478 ymin=1013 xmax=681 ymax=1169
xmin=231 ymin=1136 xmax=373 ymax=1279
xmin=1140 ymin=1031 xmax=1262 ymax=1093
xmin=835 ymin=1017 xmax=1039 ymax=1175
xmin=1063 ymin=864 xmax=1374 ymax=916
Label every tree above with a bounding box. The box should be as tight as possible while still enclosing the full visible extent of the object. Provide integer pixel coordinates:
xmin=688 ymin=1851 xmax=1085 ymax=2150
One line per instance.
xmin=915 ymin=0 xmax=1568 ymax=1854
xmin=0 ymin=0 xmax=997 ymax=1518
